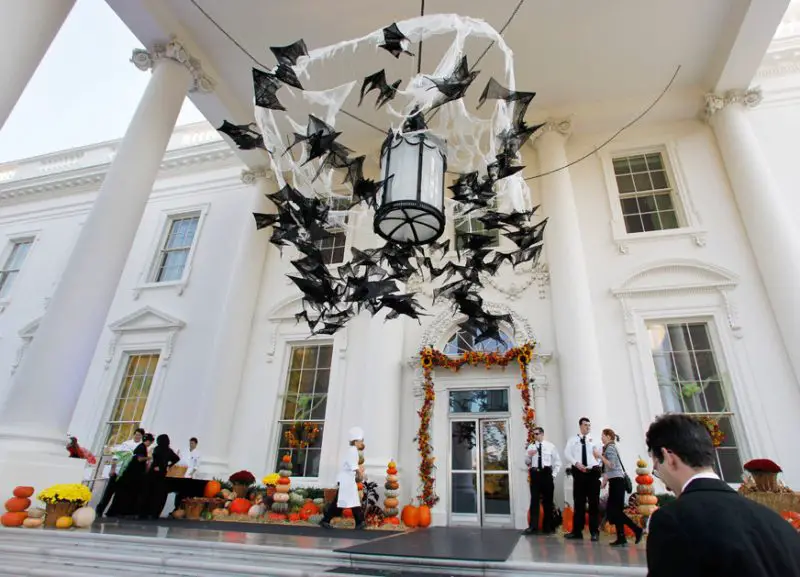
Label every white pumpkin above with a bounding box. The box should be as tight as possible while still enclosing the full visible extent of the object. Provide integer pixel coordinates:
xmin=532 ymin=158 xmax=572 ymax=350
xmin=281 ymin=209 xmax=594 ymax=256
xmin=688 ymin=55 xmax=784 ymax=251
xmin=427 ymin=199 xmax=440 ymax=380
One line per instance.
xmin=27 ymin=508 xmax=45 ymax=520
xmin=635 ymin=467 xmax=650 ymax=476
xmin=221 ymin=489 xmax=233 ymax=500
xmin=23 ymin=517 xmax=43 ymax=528
xmin=71 ymin=507 xmax=96 ymax=529
xmin=272 ymin=492 xmax=290 ymax=503
xmin=248 ymin=504 xmax=265 ymax=518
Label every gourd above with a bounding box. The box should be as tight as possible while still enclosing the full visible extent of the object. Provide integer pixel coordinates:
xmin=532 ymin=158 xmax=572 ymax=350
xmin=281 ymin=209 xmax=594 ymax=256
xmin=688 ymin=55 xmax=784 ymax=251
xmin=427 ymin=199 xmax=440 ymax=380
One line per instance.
xmin=637 ymin=504 xmax=658 ymax=516
xmin=386 ymin=475 xmax=398 ymax=483
xmin=417 ymin=504 xmax=431 ymax=528
xmin=384 ymin=497 xmax=399 ymax=509
xmin=275 ymin=484 xmax=291 ymax=494
xmin=4 ymin=497 xmax=30 ymax=513
xmin=383 ymin=459 xmax=401 ymax=524
xmin=71 ymin=507 xmax=96 ymax=528
xmin=384 ymin=508 xmax=399 ymax=517
xmin=1 ymin=512 xmax=27 ymax=527
xmin=212 ymin=508 xmax=230 ymax=517
xmin=172 ymin=509 xmax=186 ymax=519
xmin=23 ymin=517 xmax=43 ymax=529
xmin=637 ymin=484 xmax=655 ymax=495
xmin=272 ymin=454 xmax=293 ymax=515
xmin=27 ymin=508 xmax=45 ymax=519
xmin=249 ymin=504 xmax=265 ymax=518
xmin=229 ymin=498 xmax=251 ymax=515
xmin=204 ymin=480 xmax=222 ymax=499
xmin=12 ymin=487 xmax=34 ymax=499
xmin=55 ymin=516 xmax=73 ymax=529
xmin=288 ymin=492 xmax=305 ymax=507
xmin=638 ymin=495 xmax=658 ymax=505
xmin=401 ymin=504 xmax=419 ymax=528
xmin=635 ymin=457 xmax=659 ymax=518
xmin=271 ymin=502 xmax=289 ymax=513
xmin=272 ymin=492 xmax=290 ymax=503
xmin=635 ymin=474 xmax=653 ymax=485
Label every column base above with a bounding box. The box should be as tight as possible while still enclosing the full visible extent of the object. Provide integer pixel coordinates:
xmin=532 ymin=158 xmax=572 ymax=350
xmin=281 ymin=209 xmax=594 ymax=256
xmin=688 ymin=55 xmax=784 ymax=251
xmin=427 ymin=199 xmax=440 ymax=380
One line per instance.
xmin=0 ymin=450 xmax=86 ymax=500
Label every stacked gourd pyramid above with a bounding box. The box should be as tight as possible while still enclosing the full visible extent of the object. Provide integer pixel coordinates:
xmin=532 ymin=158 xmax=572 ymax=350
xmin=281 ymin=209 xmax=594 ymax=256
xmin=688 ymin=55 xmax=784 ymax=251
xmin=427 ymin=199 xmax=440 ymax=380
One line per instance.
xmin=1 ymin=486 xmax=36 ymax=528
xmin=357 ymin=446 xmax=366 ymax=500
xmin=383 ymin=460 xmax=400 ymax=520
xmin=272 ymin=454 xmax=292 ymax=514
xmin=635 ymin=457 xmax=658 ymax=517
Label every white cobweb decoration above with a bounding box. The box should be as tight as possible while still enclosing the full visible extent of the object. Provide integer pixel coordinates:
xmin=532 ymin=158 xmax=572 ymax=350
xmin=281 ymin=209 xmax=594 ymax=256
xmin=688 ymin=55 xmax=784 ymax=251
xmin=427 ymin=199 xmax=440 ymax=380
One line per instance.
xmin=253 ymin=13 xmax=534 ymax=218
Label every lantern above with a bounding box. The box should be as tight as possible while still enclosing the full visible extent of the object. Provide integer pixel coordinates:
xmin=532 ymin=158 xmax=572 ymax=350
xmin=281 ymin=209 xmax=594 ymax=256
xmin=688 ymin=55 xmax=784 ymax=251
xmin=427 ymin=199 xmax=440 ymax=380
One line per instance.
xmin=373 ymin=131 xmax=446 ymax=245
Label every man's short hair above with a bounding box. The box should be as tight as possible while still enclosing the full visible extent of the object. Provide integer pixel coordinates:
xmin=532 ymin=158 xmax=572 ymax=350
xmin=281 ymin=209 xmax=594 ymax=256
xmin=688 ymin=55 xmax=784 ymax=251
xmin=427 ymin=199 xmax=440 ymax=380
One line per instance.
xmin=533 ymin=427 xmax=544 ymax=434
xmin=190 ymin=437 xmax=198 ymax=444
xmin=134 ymin=428 xmax=145 ymax=436
xmin=645 ymin=414 xmax=715 ymax=468
xmin=578 ymin=417 xmax=590 ymax=426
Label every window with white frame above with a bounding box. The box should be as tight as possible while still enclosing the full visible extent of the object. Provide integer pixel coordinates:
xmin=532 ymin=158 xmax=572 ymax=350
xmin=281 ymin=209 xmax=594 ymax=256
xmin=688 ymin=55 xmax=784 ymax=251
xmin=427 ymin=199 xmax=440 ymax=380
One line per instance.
xmin=454 ymin=212 xmax=499 ymax=251
xmin=151 ymin=214 xmax=200 ymax=282
xmin=443 ymin=329 xmax=513 ymax=355
xmin=314 ymin=194 xmax=350 ymax=265
xmin=315 ymin=232 xmax=347 ymax=265
xmin=275 ymin=344 xmax=332 ymax=477
xmin=647 ymin=321 xmax=743 ymax=481
xmin=0 ymin=239 xmax=33 ymax=300
xmin=104 ymin=353 xmax=160 ymax=448
xmin=612 ymin=152 xmax=681 ymax=234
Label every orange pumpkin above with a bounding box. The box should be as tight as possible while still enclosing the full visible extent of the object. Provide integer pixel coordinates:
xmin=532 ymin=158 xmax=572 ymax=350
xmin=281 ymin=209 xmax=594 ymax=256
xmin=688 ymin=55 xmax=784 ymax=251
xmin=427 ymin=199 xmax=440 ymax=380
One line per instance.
xmin=387 ymin=468 xmax=398 ymax=475
xmin=229 ymin=498 xmax=251 ymax=515
xmin=300 ymin=502 xmax=319 ymax=518
xmin=342 ymin=508 xmax=353 ymax=518
xmin=4 ymin=497 xmax=30 ymax=513
xmin=384 ymin=497 xmax=399 ymax=509
xmin=526 ymin=504 xmax=545 ymax=528
xmin=417 ymin=504 xmax=431 ymax=528
xmin=282 ymin=454 xmax=292 ymax=463
xmin=401 ymin=504 xmax=419 ymax=528
xmin=288 ymin=513 xmax=301 ymax=522
xmin=385 ymin=481 xmax=399 ymax=490
xmin=12 ymin=487 xmax=34 ymax=499
xmin=638 ymin=495 xmax=658 ymax=505
xmin=268 ymin=512 xmax=286 ymax=520
xmin=635 ymin=474 xmax=653 ymax=485
xmin=277 ymin=477 xmax=291 ymax=485
xmin=1 ymin=511 xmax=28 ymax=527
xmin=204 ymin=480 xmax=222 ymax=498
xmin=385 ymin=516 xmax=400 ymax=525
xmin=562 ymin=505 xmax=574 ymax=533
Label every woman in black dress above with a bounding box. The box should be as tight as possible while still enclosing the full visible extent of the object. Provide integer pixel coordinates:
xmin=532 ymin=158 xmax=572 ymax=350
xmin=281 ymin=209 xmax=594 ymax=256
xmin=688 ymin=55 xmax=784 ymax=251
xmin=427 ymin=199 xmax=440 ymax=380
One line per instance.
xmin=107 ymin=433 xmax=153 ymax=518
xmin=140 ymin=434 xmax=180 ymax=519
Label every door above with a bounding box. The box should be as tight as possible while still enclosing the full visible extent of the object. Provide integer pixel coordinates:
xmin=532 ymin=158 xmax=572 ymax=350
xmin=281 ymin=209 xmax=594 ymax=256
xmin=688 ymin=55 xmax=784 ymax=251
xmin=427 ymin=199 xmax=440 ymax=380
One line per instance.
xmin=449 ymin=418 xmax=512 ymax=527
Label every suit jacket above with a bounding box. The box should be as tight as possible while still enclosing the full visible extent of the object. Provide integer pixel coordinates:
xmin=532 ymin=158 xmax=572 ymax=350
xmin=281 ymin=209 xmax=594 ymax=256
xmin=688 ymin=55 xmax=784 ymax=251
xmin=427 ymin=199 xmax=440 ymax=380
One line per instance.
xmin=647 ymin=478 xmax=800 ymax=577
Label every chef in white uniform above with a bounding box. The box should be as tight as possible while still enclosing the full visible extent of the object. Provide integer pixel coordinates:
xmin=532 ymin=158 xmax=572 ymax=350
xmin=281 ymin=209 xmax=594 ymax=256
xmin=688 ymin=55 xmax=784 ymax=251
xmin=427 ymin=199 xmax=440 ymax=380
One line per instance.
xmin=320 ymin=426 xmax=366 ymax=530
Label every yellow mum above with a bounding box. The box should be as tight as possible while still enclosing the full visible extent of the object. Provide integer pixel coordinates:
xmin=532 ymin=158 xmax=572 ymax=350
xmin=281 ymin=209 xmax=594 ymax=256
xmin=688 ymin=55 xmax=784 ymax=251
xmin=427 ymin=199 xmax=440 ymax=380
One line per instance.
xmin=262 ymin=473 xmax=280 ymax=486
xmin=38 ymin=483 xmax=92 ymax=505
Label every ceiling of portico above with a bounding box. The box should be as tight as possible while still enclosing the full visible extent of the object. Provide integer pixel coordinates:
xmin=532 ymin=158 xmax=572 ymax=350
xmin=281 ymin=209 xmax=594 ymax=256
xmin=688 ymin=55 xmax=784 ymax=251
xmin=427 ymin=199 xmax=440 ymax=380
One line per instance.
xmin=107 ymin=0 xmax=788 ymax=169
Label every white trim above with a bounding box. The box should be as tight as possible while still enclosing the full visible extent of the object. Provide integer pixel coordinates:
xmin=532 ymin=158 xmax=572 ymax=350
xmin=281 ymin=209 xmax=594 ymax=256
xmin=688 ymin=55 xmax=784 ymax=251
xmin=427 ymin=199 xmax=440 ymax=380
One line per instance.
xmin=10 ymin=316 xmax=41 ymax=375
xmin=134 ymin=203 xmax=210 ymax=299
xmin=0 ymin=232 xmax=40 ymax=312
xmin=598 ymin=141 xmax=707 ymax=255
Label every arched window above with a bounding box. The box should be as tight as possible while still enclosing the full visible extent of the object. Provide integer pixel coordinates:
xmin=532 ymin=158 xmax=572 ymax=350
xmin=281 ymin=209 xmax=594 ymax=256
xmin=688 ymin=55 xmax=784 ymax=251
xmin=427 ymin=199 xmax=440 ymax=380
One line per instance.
xmin=443 ymin=329 xmax=514 ymax=355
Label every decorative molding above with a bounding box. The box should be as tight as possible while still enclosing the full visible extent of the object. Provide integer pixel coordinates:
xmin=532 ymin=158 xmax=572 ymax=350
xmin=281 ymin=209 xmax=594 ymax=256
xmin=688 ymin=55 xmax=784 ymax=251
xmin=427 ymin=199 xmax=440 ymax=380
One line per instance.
xmin=703 ymin=88 xmax=763 ymax=120
xmin=265 ymin=328 xmax=280 ymax=363
xmin=717 ymin=287 xmax=743 ymax=338
xmin=481 ymin=262 xmax=550 ymax=300
xmin=240 ymin=167 xmax=273 ymax=185
xmin=10 ymin=317 xmax=41 ymax=375
xmin=419 ymin=301 xmax=535 ymax=348
xmin=105 ymin=306 xmax=186 ymax=369
xmin=131 ymin=37 xmax=214 ymax=93
xmin=537 ymin=117 xmax=573 ymax=138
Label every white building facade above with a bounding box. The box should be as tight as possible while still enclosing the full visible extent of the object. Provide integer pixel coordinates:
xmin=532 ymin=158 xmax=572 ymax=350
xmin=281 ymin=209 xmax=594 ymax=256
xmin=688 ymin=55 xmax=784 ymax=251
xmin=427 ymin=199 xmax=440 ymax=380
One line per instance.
xmin=0 ymin=0 xmax=799 ymax=529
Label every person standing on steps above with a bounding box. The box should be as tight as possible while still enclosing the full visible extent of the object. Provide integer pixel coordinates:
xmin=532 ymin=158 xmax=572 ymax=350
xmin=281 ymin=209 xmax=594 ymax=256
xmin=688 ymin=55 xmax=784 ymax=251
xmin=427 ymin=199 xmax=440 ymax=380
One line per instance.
xmin=96 ymin=427 xmax=145 ymax=517
xmin=599 ymin=428 xmax=642 ymax=547
xmin=320 ymin=426 xmax=366 ymax=530
xmin=523 ymin=426 xmax=561 ymax=535
xmin=563 ymin=417 xmax=602 ymax=541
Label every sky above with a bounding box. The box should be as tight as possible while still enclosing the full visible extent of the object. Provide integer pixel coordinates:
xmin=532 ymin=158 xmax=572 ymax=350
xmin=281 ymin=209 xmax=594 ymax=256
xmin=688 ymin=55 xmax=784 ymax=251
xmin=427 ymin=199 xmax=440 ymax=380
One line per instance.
xmin=0 ymin=0 xmax=205 ymax=164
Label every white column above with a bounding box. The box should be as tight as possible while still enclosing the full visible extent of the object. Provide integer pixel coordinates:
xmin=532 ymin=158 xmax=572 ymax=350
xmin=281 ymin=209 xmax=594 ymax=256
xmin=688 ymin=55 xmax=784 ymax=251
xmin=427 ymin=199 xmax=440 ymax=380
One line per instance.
xmin=199 ymin=169 xmax=276 ymax=477
xmin=0 ymin=0 xmax=75 ymax=130
xmin=533 ymin=382 xmax=549 ymax=436
xmin=534 ymin=119 xmax=609 ymax=436
xmin=0 ymin=39 xmax=211 ymax=494
xmin=706 ymin=88 xmax=800 ymax=387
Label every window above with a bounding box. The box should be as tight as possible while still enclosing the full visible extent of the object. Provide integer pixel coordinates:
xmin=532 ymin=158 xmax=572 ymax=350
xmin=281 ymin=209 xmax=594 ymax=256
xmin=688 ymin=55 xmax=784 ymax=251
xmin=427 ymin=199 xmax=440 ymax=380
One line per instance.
xmin=648 ymin=321 xmax=743 ymax=481
xmin=613 ymin=152 xmax=680 ymax=234
xmin=275 ymin=344 xmax=333 ymax=477
xmin=315 ymin=232 xmax=347 ymax=265
xmin=104 ymin=353 xmax=160 ymax=447
xmin=152 ymin=214 xmax=200 ymax=282
xmin=443 ymin=329 xmax=513 ymax=355
xmin=0 ymin=239 xmax=33 ymax=300
xmin=449 ymin=389 xmax=509 ymax=413
xmin=314 ymin=194 xmax=350 ymax=265
xmin=454 ymin=213 xmax=500 ymax=251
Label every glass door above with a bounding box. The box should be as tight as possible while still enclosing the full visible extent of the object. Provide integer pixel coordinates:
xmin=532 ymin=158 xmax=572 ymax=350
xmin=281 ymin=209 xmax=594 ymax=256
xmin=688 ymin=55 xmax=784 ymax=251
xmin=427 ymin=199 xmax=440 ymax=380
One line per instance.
xmin=449 ymin=418 xmax=513 ymax=527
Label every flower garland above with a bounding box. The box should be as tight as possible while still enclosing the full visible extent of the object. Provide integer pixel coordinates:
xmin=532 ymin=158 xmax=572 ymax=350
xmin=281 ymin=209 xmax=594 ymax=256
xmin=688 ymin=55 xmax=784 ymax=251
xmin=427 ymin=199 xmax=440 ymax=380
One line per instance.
xmin=417 ymin=342 xmax=537 ymax=508
xmin=697 ymin=415 xmax=725 ymax=447
xmin=284 ymin=421 xmax=321 ymax=449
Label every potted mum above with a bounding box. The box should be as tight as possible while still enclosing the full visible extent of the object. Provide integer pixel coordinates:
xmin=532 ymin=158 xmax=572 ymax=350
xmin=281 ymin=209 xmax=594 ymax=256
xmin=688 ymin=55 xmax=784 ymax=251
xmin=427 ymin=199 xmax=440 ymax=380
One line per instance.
xmin=228 ymin=470 xmax=256 ymax=499
xmin=262 ymin=473 xmax=280 ymax=498
xmin=38 ymin=484 xmax=92 ymax=528
xmin=743 ymin=459 xmax=782 ymax=492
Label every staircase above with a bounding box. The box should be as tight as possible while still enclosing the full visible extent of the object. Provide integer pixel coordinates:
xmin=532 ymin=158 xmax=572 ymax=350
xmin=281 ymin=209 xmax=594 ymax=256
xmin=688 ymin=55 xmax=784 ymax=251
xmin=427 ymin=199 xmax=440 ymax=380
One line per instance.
xmin=0 ymin=528 xmax=647 ymax=577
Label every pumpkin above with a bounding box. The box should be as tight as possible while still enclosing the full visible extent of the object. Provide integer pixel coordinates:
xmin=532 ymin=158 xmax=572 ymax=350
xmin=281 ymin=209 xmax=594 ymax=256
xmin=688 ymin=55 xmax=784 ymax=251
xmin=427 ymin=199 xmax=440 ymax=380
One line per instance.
xmin=401 ymin=504 xmax=419 ymax=528
xmin=385 ymin=516 xmax=400 ymax=525
xmin=637 ymin=484 xmax=655 ymax=495
xmin=417 ymin=504 xmax=431 ymax=528
xmin=279 ymin=470 xmax=291 ymax=478
xmin=638 ymin=495 xmax=658 ymax=506
xmin=635 ymin=467 xmax=650 ymax=476
xmin=172 ymin=509 xmax=186 ymax=519
xmin=388 ymin=460 xmax=396 ymax=469
xmin=12 ymin=487 xmax=34 ymax=499
xmin=562 ymin=506 xmax=574 ymax=533
xmin=26 ymin=508 xmax=45 ymax=520
xmin=384 ymin=497 xmax=399 ymax=509
xmin=1 ymin=511 xmax=27 ymax=527
xmin=385 ymin=481 xmax=399 ymax=491
xmin=289 ymin=493 xmax=305 ymax=507
xmin=275 ymin=485 xmax=291 ymax=494
xmin=636 ymin=458 xmax=647 ymax=468
xmin=288 ymin=513 xmax=302 ymax=522
xmin=204 ymin=480 xmax=222 ymax=498
xmin=384 ymin=490 xmax=398 ymax=498
xmin=229 ymin=498 xmax=251 ymax=515
xmin=300 ymin=502 xmax=319 ymax=518
xmin=387 ymin=468 xmax=398 ymax=475
xmin=249 ymin=504 xmax=265 ymax=518
xmin=271 ymin=502 xmax=289 ymax=513
xmin=277 ymin=477 xmax=291 ymax=485
xmin=273 ymin=492 xmax=290 ymax=503
xmin=211 ymin=508 xmax=229 ymax=517
xmin=71 ymin=507 xmax=96 ymax=528
xmin=386 ymin=474 xmax=398 ymax=483
xmin=637 ymin=504 xmax=658 ymax=516
xmin=282 ymin=454 xmax=292 ymax=463
xmin=22 ymin=517 xmax=43 ymax=529
xmin=342 ymin=508 xmax=353 ymax=518
xmin=384 ymin=507 xmax=399 ymax=517
xmin=635 ymin=474 xmax=653 ymax=485
xmin=268 ymin=512 xmax=286 ymax=520
xmin=56 ymin=516 xmax=73 ymax=529
xmin=4 ymin=497 xmax=30 ymax=513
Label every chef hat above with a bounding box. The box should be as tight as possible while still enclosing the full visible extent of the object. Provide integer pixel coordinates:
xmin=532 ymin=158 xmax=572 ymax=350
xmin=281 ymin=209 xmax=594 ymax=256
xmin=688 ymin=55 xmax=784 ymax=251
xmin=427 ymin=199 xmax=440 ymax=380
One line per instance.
xmin=348 ymin=426 xmax=364 ymax=442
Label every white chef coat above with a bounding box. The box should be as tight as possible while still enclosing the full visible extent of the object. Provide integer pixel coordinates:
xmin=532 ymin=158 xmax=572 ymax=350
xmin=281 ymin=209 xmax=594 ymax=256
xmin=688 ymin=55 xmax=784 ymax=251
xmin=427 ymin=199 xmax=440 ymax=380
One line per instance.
xmin=178 ymin=448 xmax=201 ymax=478
xmin=336 ymin=445 xmax=361 ymax=508
xmin=564 ymin=434 xmax=602 ymax=469
xmin=102 ymin=438 xmax=139 ymax=478
xmin=525 ymin=440 xmax=562 ymax=478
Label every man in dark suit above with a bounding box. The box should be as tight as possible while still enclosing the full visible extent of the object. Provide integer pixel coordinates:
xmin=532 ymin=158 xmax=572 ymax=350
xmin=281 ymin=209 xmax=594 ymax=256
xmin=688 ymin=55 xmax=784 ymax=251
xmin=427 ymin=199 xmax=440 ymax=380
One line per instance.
xmin=645 ymin=414 xmax=800 ymax=577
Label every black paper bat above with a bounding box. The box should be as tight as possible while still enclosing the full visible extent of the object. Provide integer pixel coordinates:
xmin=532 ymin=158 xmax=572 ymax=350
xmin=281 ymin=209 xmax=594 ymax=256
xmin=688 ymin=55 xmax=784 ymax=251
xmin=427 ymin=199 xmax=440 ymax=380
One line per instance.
xmin=379 ymin=23 xmax=414 ymax=58
xmin=253 ymin=212 xmax=280 ymax=230
xmin=426 ymin=55 xmax=480 ymax=108
xmin=359 ymin=70 xmax=401 ymax=108
xmin=270 ymin=39 xmax=308 ymax=66
xmin=217 ymin=120 xmax=266 ymax=150
xmin=478 ymin=77 xmax=536 ymax=129
xmin=273 ymin=64 xmax=303 ymax=90
xmin=252 ymin=68 xmax=285 ymax=111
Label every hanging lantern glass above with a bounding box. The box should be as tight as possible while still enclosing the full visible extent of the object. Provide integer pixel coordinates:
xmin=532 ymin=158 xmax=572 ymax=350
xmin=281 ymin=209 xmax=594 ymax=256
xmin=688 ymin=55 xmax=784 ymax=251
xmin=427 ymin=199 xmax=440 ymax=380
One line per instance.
xmin=373 ymin=131 xmax=446 ymax=245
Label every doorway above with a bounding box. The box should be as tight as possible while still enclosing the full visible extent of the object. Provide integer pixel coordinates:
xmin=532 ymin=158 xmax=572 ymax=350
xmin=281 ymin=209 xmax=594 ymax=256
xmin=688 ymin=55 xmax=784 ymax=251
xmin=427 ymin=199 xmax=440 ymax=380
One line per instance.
xmin=449 ymin=416 xmax=513 ymax=527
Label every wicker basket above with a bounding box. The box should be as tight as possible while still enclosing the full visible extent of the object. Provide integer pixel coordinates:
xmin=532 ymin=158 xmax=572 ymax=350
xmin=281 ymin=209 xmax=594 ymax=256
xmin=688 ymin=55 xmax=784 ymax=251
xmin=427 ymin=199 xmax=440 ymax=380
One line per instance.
xmin=183 ymin=499 xmax=206 ymax=520
xmin=232 ymin=483 xmax=249 ymax=499
xmin=744 ymin=491 xmax=800 ymax=514
xmin=166 ymin=465 xmax=188 ymax=479
xmin=44 ymin=501 xmax=80 ymax=528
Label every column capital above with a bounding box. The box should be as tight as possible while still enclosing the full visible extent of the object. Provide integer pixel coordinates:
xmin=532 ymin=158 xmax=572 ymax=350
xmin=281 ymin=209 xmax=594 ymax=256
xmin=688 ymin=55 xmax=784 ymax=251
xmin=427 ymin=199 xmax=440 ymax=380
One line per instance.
xmin=131 ymin=37 xmax=214 ymax=93
xmin=703 ymin=87 xmax=762 ymax=119
xmin=240 ymin=166 xmax=275 ymax=185
xmin=532 ymin=117 xmax=573 ymax=149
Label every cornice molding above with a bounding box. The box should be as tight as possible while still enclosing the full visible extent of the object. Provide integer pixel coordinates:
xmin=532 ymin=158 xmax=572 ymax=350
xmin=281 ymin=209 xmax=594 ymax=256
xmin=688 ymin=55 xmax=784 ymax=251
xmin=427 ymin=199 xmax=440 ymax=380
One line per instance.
xmin=703 ymin=88 xmax=763 ymax=120
xmin=241 ymin=166 xmax=276 ymax=185
xmin=131 ymin=37 xmax=214 ymax=93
